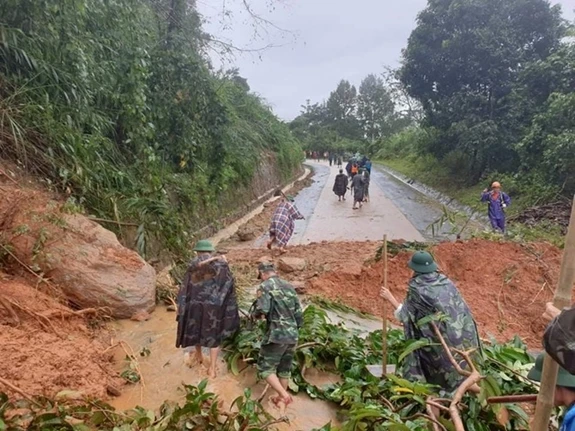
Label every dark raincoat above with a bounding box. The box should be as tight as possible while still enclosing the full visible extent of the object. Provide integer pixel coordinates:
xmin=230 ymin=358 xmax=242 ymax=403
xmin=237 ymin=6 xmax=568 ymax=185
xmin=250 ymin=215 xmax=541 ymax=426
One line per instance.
xmin=397 ymin=272 xmax=481 ymax=394
xmin=345 ymin=161 xmax=352 ymax=176
xmin=333 ymin=173 xmax=348 ymax=197
xmin=363 ymin=171 xmax=370 ymax=198
xmin=351 ymin=174 xmax=365 ymax=202
xmin=176 ymin=255 xmax=240 ymax=348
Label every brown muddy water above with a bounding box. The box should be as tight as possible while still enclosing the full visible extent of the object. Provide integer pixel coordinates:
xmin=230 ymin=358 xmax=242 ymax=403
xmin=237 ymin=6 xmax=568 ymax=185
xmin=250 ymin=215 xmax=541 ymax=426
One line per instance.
xmin=110 ymin=307 xmax=343 ymax=430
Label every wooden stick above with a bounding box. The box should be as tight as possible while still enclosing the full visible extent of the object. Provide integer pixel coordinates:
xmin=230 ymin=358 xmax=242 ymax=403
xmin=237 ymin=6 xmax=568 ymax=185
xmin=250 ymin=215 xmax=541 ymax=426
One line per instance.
xmin=382 ymin=234 xmax=388 ymax=377
xmin=0 ymin=376 xmax=42 ymax=406
xmin=533 ymin=196 xmax=575 ymax=431
xmin=488 ymin=395 xmax=538 ymax=404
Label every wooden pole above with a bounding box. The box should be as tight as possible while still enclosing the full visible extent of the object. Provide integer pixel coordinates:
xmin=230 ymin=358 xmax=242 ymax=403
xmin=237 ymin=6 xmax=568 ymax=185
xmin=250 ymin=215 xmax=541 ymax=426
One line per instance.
xmin=532 ymin=195 xmax=575 ymax=431
xmin=382 ymin=234 xmax=388 ymax=377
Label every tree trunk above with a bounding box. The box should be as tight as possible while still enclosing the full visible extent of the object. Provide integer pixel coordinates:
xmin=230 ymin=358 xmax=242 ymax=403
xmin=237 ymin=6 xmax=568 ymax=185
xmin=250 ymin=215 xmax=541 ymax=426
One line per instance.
xmin=532 ymin=196 xmax=575 ymax=430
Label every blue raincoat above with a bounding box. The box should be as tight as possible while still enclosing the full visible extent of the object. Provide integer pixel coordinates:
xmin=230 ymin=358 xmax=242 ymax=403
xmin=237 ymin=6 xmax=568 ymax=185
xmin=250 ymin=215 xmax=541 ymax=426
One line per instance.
xmin=481 ymin=191 xmax=511 ymax=232
xmin=561 ymin=404 xmax=575 ymax=431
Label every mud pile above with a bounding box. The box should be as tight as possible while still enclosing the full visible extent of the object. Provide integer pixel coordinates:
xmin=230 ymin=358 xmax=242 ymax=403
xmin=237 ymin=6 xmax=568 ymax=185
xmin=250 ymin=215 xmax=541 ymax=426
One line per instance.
xmin=228 ymin=239 xmax=564 ymax=348
xmin=0 ymin=273 xmax=122 ymax=399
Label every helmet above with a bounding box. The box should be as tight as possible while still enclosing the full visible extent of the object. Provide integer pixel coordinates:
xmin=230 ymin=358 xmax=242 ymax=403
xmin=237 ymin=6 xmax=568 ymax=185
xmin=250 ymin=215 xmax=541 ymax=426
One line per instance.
xmin=193 ymin=240 xmax=215 ymax=252
xmin=528 ymin=353 xmax=575 ymax=388
xmin=257 ymin=262 xmax=275 ymax=279
xmin=408 ymin=251 xmax=438 ymax=274
xmin=544 ymin=308 xmax=575 ymax=374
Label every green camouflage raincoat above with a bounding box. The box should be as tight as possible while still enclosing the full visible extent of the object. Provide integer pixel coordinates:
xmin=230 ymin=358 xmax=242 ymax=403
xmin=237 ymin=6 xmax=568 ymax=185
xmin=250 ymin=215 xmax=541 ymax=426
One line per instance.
xmin=397 ymin=272 xmax=481 ymax=394
xmin=252 ymin=275 xmax=303 ymax=345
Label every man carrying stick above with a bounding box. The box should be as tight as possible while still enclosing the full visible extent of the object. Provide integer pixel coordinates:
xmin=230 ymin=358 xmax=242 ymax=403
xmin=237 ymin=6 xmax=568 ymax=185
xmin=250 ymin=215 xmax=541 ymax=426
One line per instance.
xmin=380 ymin=251 xmax=481 ymax=395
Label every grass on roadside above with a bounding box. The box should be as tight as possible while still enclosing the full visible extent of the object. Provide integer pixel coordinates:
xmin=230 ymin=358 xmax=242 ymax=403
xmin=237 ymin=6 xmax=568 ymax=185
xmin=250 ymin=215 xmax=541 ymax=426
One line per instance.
xmin=376 ymin=158 xmax=486 ymax=211
xmin=377 ymin=158 xmax=566 ymax=247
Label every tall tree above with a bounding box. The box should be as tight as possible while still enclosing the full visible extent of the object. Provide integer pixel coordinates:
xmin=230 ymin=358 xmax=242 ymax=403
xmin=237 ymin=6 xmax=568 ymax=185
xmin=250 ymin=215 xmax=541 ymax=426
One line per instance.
xmin=357 ymin=74 xmax=395 ymax=142
xmin=325 ymin=80 xmax=361 ymax=140
xmin=400 ymin=0 xmax=565 ymax=181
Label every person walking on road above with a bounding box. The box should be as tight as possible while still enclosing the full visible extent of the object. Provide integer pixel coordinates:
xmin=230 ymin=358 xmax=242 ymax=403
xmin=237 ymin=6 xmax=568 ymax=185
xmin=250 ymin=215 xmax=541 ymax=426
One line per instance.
xmin=365 ymin=159 xmax=372 ymax=174
xmin=362 ymin=169 xmax=370 ymax=203
xmin=176 ymin=240 xmax=240 ymax=379
xmin=251 ymin=262 xmax=303 ymax=408
xmin=351 ymin=170 xmax=365 ymax=210
xmin=380 ymin=251 xmax=481 ymax=395
xmin=267 ymin=190 xmax=304 ymax=254
xmin=345 ymin=159 xmax=352 ymax=177
xmin=481 ymin=181 xmax=511 ymax=233
xmin=337 ymin=155 xmax=343 ymax=168
xmin=333 ymin=169 xmax=349 ymax=201
xmin=350 ymin=162 xmax=359 ymax=179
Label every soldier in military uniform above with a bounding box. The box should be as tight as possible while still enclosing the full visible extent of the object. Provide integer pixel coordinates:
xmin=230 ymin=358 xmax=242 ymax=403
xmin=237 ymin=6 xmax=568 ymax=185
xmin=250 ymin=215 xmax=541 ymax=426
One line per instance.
xmin=176 ymin=240 xmax=240 ymax=378
xmin=251 ymin=262 xmax=303 ymax=407
xmin=380 ymin=251 xmax=481 ymax=394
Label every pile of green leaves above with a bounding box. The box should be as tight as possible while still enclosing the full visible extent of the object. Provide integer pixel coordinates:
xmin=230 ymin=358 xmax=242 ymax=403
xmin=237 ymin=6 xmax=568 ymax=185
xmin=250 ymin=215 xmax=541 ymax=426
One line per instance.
xmin=224 ymin=305 xmax=537 ymax=431
xmin=0 ymin=380 xmax=281 ymax=431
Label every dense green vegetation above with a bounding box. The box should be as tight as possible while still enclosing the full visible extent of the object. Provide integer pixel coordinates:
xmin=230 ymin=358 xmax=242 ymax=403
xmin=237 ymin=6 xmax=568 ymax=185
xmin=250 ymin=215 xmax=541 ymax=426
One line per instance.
xmin=0 ymin=0 xmax=302 ymax=258
xmin=291 ymin=0 xmax=574 ymax=206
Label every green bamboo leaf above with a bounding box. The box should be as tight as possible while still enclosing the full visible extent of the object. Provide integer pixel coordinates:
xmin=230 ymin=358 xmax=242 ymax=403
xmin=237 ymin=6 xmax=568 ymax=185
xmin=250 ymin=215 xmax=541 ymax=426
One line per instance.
xmin=397 ymin=339 xmax=438 ymax=363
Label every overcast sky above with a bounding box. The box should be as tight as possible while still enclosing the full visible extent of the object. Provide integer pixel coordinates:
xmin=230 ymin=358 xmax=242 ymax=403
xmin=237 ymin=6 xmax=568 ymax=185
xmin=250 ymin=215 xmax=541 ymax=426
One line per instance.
xmin=197 ymin=0 xmax=575 ymax=121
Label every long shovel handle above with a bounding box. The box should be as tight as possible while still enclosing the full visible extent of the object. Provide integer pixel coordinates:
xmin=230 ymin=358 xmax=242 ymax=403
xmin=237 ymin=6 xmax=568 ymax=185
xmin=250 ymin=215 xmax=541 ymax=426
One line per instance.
xmin=382 ymin=235 xmax=388 ymax=375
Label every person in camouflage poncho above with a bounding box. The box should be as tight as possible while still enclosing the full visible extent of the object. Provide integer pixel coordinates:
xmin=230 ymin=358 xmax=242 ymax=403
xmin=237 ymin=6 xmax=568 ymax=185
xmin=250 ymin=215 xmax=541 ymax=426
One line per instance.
xmin=251 ymin=262 xmax=303 ymax=407
xmin=381 ymin=251 xmax=481 ymax=395
xmin=176 ymin=240 xmax=240 ymax=378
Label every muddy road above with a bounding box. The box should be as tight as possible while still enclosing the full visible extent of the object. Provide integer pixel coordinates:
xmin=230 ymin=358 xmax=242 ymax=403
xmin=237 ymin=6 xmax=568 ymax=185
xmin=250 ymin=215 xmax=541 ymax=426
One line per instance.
xmin=109 ymin=161 xmax=485 ymax=429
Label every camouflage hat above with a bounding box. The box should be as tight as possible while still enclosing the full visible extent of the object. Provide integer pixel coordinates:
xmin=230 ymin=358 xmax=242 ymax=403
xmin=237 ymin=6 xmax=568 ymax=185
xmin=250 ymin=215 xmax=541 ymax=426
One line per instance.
xmin=408 ymin=251 xmax=438 ymax=274
xmin=543 ymin=307 xmax=575 ymax=374
xmin=528 ymin=353 xmax=575 ymax=388
xmin=193 ymin=239 xmax=215 ymax=252
xmin=257 ymin=262 xmax=275 ymax=279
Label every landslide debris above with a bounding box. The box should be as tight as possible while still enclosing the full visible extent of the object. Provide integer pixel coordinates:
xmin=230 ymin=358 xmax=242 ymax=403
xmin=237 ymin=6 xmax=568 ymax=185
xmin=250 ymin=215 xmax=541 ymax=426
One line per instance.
xmin=0 ymin=184 xmax=156 ymax=318
xmin=0 ymin=273 xmax=122 ymax=399
xmin=227 ymin=239 xmax=565 ymax=348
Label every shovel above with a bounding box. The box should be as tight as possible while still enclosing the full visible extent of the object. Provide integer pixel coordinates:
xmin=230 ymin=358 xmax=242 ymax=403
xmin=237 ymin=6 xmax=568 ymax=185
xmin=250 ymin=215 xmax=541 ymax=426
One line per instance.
xmin=366 ymin=235 xmax=397 ymax=378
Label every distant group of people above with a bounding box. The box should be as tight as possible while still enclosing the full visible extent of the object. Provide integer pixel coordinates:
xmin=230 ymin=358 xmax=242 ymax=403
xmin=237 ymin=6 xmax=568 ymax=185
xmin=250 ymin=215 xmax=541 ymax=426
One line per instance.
xmin=305 ymin=151 xmax=343 ymax=168
xmin=332 ymin=155 xmax=372 ymax=209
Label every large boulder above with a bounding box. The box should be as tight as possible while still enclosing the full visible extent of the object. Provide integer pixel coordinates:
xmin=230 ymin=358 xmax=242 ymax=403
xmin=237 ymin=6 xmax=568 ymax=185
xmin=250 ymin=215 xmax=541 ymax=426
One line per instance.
xmin=2 ymin=189 xmax=156 ymax=318
xmin=278 ymin=257 xmax=307 ymax=273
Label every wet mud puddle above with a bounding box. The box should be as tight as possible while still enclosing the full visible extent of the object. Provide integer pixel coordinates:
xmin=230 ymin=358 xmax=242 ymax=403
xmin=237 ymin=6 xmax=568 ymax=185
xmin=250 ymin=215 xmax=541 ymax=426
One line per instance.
xmin=109 ymin=306 xmax=353 ymax=430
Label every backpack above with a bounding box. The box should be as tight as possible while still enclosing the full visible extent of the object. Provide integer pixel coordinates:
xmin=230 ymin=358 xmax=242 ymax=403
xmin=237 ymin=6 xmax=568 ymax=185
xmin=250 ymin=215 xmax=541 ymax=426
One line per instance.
xmin=543 ymin=307 xmax=575 ymax=374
